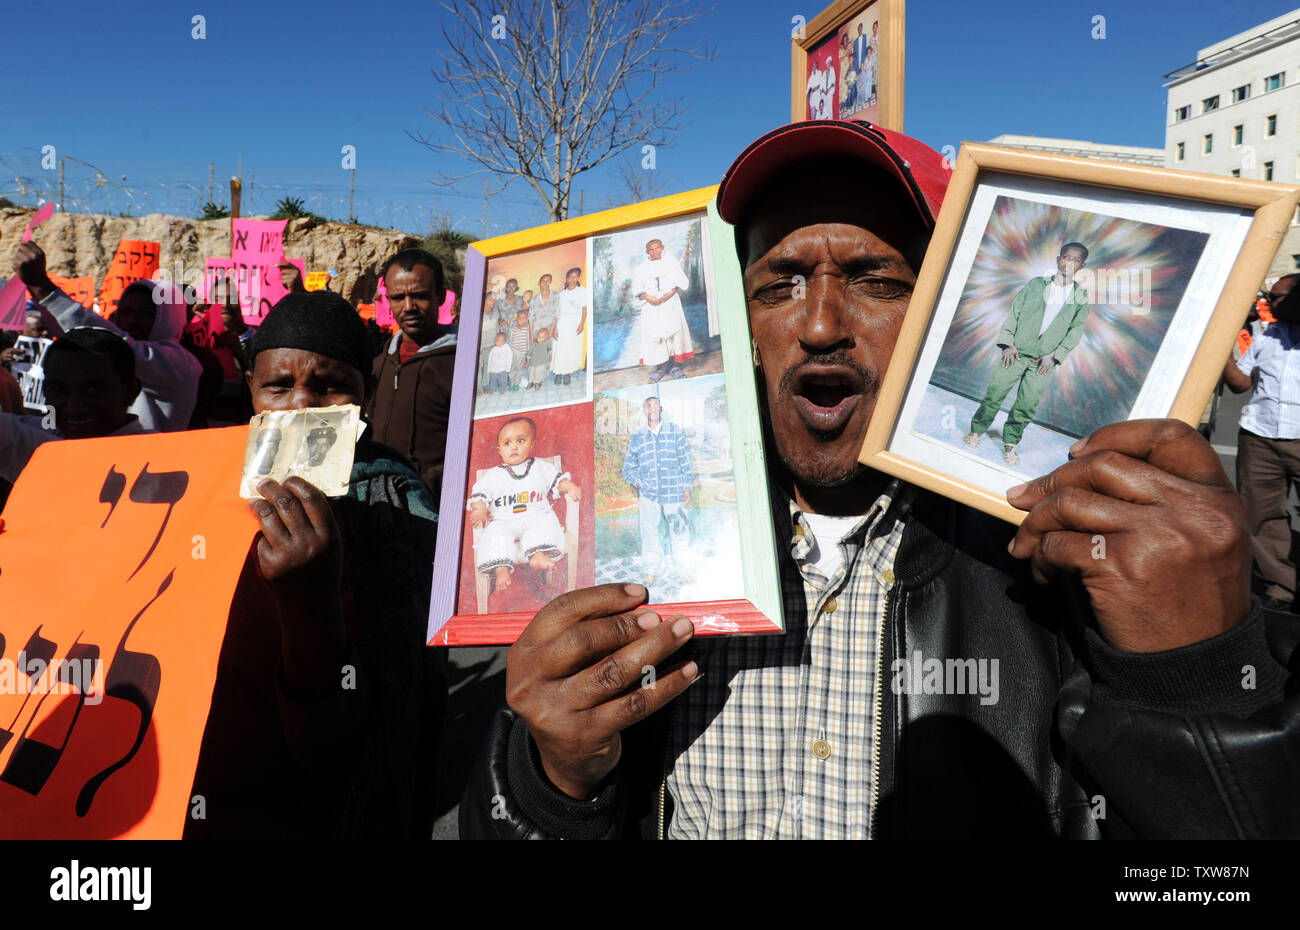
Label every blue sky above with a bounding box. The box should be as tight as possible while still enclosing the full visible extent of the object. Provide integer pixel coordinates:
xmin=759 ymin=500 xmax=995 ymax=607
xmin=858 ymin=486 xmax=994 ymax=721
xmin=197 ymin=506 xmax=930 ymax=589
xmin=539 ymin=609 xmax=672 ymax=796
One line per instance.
xmin=0 ymin=0 xmax=1293 ymax=235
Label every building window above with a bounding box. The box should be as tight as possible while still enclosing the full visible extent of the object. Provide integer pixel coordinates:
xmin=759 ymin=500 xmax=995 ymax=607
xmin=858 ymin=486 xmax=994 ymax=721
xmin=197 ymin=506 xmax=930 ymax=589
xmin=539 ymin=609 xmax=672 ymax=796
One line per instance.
xmin=1231 ymin=168 xmax=1241 ymax=177
xmin=1175 ymin=104 xmax=1191 ymax=122
xmin=1176 ymin=141 xmax=1185 ymax=161
xmin=1265 ymin=161 xmax=1275 ymax=181
xmin=1203 ymin=133 xmax=1213 ymax=154
xmin=1202 ymin=95 xmax=1219 ymax=112
xmin=1233 ymin=124 xmax=1244 ymax=145
xmin=1233 ymin=84 xmax=1251 ymax=102
xmin=1267 ymin=114 xmax=1277 ymax=136
xmin=1293 ymin=253 xmax=1300 ymax=269
xmin=1265 ymin=72 xmax=1285 ymax=91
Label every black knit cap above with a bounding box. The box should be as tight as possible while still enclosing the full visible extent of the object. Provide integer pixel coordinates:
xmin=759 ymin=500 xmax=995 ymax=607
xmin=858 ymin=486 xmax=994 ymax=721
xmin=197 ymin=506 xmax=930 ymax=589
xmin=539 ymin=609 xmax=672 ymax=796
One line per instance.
xmin=250 ymin=291 xmax=373 ymax=376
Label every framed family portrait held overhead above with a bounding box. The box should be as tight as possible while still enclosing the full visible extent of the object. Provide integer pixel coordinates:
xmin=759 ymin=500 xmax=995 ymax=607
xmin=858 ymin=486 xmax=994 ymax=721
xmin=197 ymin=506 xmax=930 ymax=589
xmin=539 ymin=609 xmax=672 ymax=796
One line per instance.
xmin=860 ymin=143 xmax=1300 ymax=525
xmin=791 ymin=0 xmax=905 ymax=129
xmin=428 ymin=187 xmax=784 ymax=645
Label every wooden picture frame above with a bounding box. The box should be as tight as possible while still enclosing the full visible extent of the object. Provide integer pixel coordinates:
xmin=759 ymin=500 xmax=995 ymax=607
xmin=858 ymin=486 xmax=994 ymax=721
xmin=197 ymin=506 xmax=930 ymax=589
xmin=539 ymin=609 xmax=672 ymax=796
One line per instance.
xmin=791 ymin=0 xmax=905 ymax=129
xmin=428 ymin=187 xmax=785 ymax=645
xmin=860 ymin=142 xmax=1300 ymax=524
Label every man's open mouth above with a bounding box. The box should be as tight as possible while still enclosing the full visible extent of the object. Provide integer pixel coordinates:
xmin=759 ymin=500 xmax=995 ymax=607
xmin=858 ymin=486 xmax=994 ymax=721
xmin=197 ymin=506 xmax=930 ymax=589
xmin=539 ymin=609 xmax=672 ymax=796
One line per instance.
xmin=789 ymin=367 xmax=866 ymax=432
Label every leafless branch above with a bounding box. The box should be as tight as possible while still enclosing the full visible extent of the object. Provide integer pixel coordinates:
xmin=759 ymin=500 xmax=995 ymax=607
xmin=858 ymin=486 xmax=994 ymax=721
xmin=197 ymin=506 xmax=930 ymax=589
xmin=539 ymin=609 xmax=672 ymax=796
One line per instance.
xmin=410 ymin=0 xmax=714 ymax=222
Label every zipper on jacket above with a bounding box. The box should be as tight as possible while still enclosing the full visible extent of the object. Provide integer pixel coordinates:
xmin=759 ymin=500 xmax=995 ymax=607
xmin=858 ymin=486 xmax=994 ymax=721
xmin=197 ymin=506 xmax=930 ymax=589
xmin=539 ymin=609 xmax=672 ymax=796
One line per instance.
xmin=657 ymin=767 xmax=667 ymax=840
xmin=655 ymin=640 xmax=694 ymax=840
xmin=868 ymin=585 xmax=893 ymax=839
xmin=657 ymin=692 xmax=680 ymax=840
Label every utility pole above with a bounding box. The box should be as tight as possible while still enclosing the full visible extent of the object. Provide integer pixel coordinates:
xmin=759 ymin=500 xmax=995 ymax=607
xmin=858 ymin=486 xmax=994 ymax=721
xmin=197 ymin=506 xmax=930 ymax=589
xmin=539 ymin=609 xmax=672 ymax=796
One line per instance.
xmin=230 ymin=178 xmax=241 ymax=219
xmin=349 ymin=167 xmax=355 ymax=223
xmin=209 ymin=162 xmax=214 ymax=204
xmin=58 ymin=158 xmax=64 ymax=213
xmin=579 ymin=189 xmax=584 ymax=216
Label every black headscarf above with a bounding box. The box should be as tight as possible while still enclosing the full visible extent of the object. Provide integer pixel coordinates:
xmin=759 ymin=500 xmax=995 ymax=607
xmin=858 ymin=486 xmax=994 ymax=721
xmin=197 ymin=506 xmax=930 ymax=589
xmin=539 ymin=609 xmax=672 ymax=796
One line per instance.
xmin=250 ymin=291 xmax=373 ymax=376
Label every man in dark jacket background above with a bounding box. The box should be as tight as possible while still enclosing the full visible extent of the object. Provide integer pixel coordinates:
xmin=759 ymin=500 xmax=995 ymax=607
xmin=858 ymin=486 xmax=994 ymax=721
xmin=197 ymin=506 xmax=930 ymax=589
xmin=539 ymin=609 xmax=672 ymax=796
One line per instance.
xmin=460 ymin=120 xmax=1299 ymax=840
xmin=366 ymin=248 xmax=457 ymax=503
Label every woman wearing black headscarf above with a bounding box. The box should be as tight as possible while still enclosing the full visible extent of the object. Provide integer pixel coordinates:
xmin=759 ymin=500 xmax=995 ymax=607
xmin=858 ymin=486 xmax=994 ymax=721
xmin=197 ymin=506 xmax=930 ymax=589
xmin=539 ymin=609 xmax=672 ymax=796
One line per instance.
xmin=186 ymin=291 xmax=445 ymax=839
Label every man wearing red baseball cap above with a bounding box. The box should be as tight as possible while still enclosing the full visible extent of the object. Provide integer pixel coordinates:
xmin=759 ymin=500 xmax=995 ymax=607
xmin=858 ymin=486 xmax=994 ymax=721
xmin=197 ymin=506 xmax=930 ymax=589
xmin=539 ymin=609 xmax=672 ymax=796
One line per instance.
xmin=463 ymin=120 xmax=1298 ymax=839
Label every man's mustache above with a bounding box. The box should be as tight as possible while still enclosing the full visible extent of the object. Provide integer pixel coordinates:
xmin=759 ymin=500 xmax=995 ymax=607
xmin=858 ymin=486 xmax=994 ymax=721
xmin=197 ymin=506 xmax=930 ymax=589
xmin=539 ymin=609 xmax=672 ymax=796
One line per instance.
xmin=776 ymin=352 xmax=880 ymax=398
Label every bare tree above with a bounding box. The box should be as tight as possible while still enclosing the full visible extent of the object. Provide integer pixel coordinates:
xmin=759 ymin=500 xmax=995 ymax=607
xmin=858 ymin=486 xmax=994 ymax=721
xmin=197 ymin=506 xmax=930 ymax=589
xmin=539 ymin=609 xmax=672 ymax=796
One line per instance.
xmin=415 ymin=0 xmax=713 ymax=223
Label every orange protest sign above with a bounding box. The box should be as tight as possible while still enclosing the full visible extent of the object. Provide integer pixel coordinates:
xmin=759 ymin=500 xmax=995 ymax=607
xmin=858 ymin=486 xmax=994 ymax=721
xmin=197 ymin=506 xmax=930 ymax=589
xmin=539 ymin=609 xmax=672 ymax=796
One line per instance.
xmin=304 ymin=271 xmax=330 ymax=291
xmin=97 ymin=240 xmax=160 ymax=319
xmin=48 ymin=274 xmax=96 ymax=310
xmin=0 ymin=426 xmax=257 ymax=838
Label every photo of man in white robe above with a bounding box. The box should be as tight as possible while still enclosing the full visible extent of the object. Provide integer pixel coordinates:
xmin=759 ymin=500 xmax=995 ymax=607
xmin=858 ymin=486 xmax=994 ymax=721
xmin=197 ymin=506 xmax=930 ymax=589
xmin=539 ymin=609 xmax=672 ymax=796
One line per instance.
xmin=633 ymin=239 xmax=694 ymax=382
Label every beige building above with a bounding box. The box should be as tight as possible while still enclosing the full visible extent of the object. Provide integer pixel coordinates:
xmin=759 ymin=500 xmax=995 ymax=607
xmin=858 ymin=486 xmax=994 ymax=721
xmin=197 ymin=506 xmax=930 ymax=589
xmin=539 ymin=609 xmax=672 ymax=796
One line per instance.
xmin=1164 ymin=10 xmax=1300 ymax=278
xmin=986 ymin=134 xmax=1165 ymax=167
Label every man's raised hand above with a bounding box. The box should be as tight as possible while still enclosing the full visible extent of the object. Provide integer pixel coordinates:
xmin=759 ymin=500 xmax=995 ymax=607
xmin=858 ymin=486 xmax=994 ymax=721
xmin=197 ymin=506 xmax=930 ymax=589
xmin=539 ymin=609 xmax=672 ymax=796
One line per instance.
xmin=12 ymin=242 xmax=54 ymax=302
xmin=506 ymin=583 xmax=698 ymax=800
xmin=1006 ymin=419 xmax=1250 ymax=653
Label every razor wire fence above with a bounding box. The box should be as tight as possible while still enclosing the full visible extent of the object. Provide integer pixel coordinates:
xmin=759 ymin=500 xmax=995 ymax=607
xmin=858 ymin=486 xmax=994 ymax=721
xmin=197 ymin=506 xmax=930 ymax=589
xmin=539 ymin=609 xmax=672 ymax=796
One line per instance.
xmin=0 ymin=148 xmax=552 ymax=240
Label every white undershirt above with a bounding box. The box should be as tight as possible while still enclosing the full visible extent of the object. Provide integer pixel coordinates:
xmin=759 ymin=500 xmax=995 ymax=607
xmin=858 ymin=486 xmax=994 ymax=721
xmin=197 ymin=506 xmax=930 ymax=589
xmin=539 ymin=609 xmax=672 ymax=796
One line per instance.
xmin=1039 ymin=280 xmax=1072 ymax=336
xmin=800 ymin=512 xmax=862 ymax=579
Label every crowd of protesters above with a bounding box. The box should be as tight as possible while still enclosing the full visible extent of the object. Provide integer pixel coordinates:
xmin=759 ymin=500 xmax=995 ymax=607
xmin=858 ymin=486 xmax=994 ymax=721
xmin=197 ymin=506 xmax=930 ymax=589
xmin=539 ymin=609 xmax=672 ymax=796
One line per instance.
xmin=0 ymin=119 xmax=1297 ymax=841
xmin=0 ymin=241 xmax=457 ymax=839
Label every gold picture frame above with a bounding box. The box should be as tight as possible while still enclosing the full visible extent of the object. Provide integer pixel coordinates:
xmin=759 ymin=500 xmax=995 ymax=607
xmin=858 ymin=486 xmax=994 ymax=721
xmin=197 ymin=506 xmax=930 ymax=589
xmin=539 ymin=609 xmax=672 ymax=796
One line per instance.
xmin=790 ymin=0 xmax=905 ymax=129
xmin=428 ymin=187 xmax=785 ymax=644
xmin=859 ymin=142 xmax=1300 ymax=524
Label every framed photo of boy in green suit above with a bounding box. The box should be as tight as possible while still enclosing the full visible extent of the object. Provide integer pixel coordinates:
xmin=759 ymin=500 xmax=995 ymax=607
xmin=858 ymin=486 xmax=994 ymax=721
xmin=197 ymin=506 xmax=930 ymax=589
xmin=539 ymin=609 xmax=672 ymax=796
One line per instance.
xmin=860 ymin=143 xmax=1300 ymax=524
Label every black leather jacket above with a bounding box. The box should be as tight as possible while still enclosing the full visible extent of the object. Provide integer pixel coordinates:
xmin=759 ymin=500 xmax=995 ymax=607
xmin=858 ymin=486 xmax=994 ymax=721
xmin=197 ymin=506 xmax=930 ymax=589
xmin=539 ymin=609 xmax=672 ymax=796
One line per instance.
xmin=461 ymin=491 xmax=1299 ymax=839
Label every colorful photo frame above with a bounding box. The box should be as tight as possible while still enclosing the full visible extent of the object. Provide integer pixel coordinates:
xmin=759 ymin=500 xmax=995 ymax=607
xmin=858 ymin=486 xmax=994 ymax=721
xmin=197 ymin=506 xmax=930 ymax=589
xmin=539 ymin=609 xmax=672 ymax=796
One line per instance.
xmin=429 ymin=187 xmax=784 ymax=645
xmin=860 ymin=142 xmax=1300 ymax=524
xmin=791 ymin=0 xmax=905 ymax=129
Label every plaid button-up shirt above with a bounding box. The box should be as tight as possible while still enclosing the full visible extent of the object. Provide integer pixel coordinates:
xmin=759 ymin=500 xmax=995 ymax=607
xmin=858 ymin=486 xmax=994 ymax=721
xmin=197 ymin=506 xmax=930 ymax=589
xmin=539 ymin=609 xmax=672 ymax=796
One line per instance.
xmin=621 ymin=421 xmax=694 ymax=503
xmin=665 ymin=482 xmax=914 ymax=839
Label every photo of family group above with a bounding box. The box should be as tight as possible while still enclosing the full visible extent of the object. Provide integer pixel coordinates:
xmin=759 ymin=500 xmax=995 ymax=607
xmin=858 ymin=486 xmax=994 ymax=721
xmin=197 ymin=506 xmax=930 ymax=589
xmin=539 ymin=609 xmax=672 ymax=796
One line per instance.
xmin=473 ymin=237 xmax=592 ymax=419
xmin=893 ymin=189 xmax=1227 ymax=493
xmin=805 ymin=2 xmax=882 ymax=122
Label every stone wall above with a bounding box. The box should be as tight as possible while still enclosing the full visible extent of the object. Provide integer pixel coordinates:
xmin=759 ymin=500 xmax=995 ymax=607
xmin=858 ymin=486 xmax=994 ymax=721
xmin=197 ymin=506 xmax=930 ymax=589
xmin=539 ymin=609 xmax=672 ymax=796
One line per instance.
xmin=0 ymin=209 xmax=422 ymax=305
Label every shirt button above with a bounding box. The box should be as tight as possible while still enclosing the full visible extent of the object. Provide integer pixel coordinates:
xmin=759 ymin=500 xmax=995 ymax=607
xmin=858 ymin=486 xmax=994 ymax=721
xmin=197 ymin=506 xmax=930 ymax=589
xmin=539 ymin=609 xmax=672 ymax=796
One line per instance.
xmin=823 ymin=597 xmax=838 ymax=614
xmin=812 ymin=739 xmax=831 ymax=760
xmin=882 ymin=569 xmax=896 ymax=585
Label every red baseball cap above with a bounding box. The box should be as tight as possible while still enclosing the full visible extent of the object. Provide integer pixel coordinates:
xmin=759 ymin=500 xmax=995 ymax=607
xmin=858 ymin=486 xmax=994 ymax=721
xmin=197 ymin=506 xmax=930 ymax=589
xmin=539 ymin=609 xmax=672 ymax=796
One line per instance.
xmin=716 ymin=119 xmax=951 ymax=231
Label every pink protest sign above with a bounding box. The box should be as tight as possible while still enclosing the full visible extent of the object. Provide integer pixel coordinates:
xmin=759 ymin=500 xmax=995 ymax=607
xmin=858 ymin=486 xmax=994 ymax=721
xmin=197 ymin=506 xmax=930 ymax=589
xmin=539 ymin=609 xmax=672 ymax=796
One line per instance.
xmin=230 ymin=218 xmax=302 ymax=325
xmin=376 ymin=276 xmax=394 ymax=326
xmin=2 ymin=205 xmax=57 ymax=328
xmin=22 ymin=203 xmax=54 ymax=242
xmin=203 ymin=258 xmax=236 ymax=302
xmin=0 ymin=277 xmax=27 ymax=331
xmin=439 ymin=290 xmax=457 ymax=325
xmin=375 ymin=280 xmax=457 ymax=327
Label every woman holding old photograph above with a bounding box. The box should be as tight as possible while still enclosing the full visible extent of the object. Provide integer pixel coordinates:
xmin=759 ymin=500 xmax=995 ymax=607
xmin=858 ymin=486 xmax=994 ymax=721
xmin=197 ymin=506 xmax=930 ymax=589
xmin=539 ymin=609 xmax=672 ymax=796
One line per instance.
xmin=189 ymin=291 xmax=445 ymax=841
